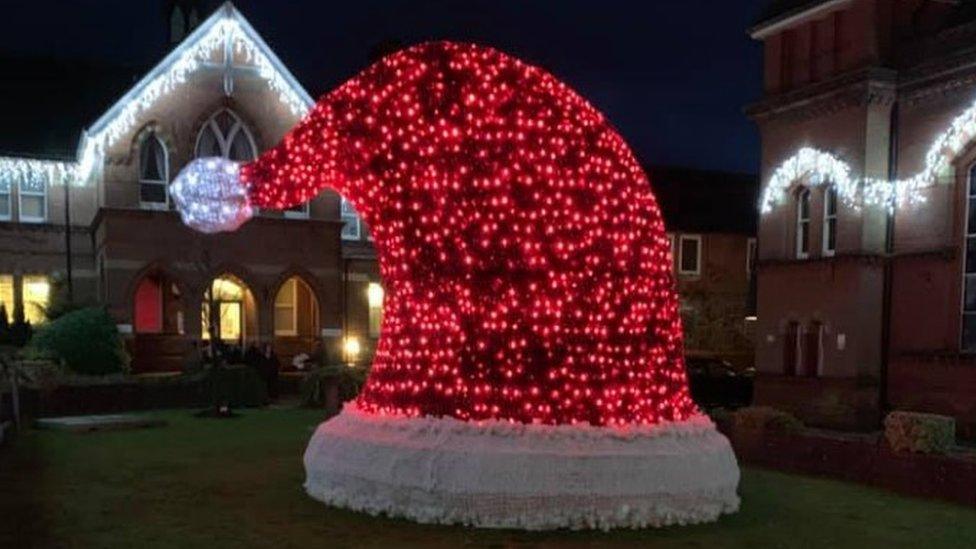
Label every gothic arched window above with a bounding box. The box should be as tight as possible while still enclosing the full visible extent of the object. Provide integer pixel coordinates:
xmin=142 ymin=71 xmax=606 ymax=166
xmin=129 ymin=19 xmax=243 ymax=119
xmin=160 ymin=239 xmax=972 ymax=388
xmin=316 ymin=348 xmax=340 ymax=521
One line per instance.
xmin=195 ymin=109 xmax=257 ymax=162
xmin=139 ymin=132 xmax=169 ymax=208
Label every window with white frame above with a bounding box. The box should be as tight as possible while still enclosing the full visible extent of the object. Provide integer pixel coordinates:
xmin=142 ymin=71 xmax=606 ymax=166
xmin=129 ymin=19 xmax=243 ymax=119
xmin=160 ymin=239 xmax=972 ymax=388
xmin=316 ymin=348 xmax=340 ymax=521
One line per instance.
xmin=195 ymin=109 xmax=257 ymax=161
xmin=822 ymin=186 xmax=837 ymax=256
xmin=274 ymin=278 xmax=297 ymax=336
xmin=796 ymin=188 xmax=810 ymax=259
xmin=18 ymin=177 xmax=47 ymax=223
xmin=340 ymin=197 xmax=361 ymax=240
xmin=139 ymin=132 xmax=169 ymax=208
xmin=747 ymin=237 xmax=757 ymax=277
xmin=0 ymin=180 xmax=10 ymax=221
xmin=678 ymin=234 xmax=701 ymax=276
xmin=962 ymin=165 xmax=976 ymax=350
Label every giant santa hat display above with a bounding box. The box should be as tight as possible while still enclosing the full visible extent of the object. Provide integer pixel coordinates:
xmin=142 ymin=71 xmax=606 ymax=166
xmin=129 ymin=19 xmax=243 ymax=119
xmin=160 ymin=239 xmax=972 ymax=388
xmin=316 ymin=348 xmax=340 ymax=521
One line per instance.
xmin=171 ymin=41 xmax=739 ymax=530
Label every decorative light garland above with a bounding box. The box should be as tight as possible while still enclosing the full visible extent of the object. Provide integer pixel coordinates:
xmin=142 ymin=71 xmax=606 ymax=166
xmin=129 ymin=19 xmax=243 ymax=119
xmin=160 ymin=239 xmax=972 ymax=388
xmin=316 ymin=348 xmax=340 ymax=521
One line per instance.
xmin=232 ymin=41 xmax=698 ymax=426
xmin=761 ymin=95 xmax=976 ymax=215
xmin=170 ymin=157 xmax=253 ymax=233
xmin=0 ymin=5 xmax=311 ymax=189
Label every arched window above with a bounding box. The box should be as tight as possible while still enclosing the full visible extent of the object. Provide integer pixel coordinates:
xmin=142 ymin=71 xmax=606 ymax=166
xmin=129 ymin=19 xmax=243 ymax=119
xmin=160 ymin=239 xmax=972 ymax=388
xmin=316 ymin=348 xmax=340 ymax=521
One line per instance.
xmin=195 ymin=109 xmax=257 ymax=162
xmin=139 ymin=132 xmax=168 ymax=208
xmin=796 ymin=188 xmax=810 ymax=259
xmin=822 ymin=186 xmax=837 ymax=256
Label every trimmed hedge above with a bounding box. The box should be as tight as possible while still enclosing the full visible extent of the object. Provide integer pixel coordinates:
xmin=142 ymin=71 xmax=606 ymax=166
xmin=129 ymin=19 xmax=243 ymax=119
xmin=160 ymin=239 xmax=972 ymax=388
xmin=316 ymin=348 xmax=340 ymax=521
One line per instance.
xmin=203 ymin=365 xmax=267 ymax=408
xmin=30 ymin=307 xmax=130 ymax=376
xmin=301 ymin=364 xmax=368 ymax=407
xmin=733 ymin=406 xmax=804 ymax=434
xmin=884 ymin=411 xmax=955 ymax=455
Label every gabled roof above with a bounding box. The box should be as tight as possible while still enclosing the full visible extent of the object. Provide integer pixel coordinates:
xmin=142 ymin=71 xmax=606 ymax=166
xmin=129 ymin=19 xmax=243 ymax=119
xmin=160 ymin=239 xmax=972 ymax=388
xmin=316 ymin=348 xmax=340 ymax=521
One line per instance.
xmin=0 ymin=2 xmax=314 ymax=186
xmin=647 ymin=166 xmax=759 ymax=235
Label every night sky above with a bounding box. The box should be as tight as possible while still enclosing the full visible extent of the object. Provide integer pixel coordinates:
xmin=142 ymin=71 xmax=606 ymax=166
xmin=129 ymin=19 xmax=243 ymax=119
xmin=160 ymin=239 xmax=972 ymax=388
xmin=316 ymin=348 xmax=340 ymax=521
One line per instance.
xmin=0 ymin=0 xmax=765 ymax=174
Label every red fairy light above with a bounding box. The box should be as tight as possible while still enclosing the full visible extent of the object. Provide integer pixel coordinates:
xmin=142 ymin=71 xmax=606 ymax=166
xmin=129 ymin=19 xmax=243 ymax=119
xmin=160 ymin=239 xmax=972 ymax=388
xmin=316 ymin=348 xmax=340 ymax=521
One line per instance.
xmin=241 ymin=42 xmax=696 ymax=426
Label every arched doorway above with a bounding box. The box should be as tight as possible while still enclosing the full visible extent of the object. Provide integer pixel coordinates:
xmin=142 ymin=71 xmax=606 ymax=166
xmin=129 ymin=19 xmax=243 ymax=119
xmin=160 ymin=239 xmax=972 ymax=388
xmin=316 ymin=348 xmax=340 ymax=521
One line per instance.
xmin=201 ymin=275 xmax=257 ymax=348
xmin=273 ymin=276 xmax=320 ymax=369
xmin=131 ymin=270 xmax=185 ymax=374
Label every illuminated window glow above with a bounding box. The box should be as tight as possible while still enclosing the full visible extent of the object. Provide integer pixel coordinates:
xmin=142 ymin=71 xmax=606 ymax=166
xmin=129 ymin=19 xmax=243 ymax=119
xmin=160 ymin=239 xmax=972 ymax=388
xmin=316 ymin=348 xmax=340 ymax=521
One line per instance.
xmin=0 ymin=275 xmax=13 ymax=322
xmin=23 ymin=275 xmax=50 ymax=325
xmin=367 ymin=282 xmax=383 ymax=338
xmin=201 ymin=276 xmax=246 ymax=342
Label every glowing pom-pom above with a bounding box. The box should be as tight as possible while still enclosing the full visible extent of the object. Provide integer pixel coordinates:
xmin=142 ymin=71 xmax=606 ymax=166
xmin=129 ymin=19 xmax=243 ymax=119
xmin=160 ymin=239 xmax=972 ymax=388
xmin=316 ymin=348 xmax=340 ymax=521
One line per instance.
xmin=170 ymin=157 xmax=253 ymax=233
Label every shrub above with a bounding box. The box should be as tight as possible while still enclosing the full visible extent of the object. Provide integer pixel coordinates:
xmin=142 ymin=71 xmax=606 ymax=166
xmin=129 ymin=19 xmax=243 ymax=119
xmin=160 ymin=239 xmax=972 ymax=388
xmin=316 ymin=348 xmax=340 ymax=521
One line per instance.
xmin=301 ymin=364 xmax=368 ymax=407
xmin=733 ymin=406 xmax=803 ymax=434
xmin=204 ymin=364 xmax=267 ymax=408
xmin=29 ymin=307 xmax=129 ymax=375
xmin=41 ymin=273 xmax=91 ymax=322
xmin=6 ymin=303 xmax=33 ymax=348
xmin=884 ymin=411 xmax=955 ymax=454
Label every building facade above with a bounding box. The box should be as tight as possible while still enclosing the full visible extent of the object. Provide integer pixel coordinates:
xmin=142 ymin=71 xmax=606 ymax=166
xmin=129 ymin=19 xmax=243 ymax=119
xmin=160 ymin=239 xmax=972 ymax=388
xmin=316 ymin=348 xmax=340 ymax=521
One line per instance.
xmin=750 ymin=0 xmax=976 ymax=434
xmin=651 ymin=167 xmax=758 ymax=368
xmin=0 ymin=4 xmax=381 ymax=373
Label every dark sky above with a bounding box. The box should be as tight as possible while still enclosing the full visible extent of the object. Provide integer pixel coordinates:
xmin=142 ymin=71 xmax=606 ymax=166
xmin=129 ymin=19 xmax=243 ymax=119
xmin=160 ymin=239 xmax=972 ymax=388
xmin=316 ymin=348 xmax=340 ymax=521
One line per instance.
xmin=0 ymin=0 xmax=765 ymax=174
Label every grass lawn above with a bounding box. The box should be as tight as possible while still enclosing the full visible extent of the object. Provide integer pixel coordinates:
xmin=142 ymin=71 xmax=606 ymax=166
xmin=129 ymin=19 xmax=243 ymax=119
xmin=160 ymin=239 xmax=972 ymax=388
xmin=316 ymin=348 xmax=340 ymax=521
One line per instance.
xmin=3 ymin=407 xmax=976 ymax=549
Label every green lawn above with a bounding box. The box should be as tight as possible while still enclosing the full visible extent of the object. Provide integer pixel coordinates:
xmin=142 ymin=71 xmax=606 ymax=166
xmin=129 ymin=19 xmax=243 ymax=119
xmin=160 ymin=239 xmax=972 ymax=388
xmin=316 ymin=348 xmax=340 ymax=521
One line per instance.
xmin=3 ymin=407 xmax=976 ymax=549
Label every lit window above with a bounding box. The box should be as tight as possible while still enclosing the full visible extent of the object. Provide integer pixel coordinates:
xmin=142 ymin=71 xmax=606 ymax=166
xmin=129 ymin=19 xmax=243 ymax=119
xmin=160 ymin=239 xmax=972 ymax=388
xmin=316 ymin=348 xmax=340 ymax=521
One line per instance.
xmin=201 ymin=276 xmax=246 ymax=342
xmin=23 ymin=275 xmax=50 ymax=325
xmin=341 ymin=197 xmax=361 ymax=240
xmin=0 ymin=180 xmax=10 ymax=221
xmin=19 ymin=178 xmax=47 ymax=223
xmin=822 ymin=186 xmax=837 ymax=256
xmin=195 ymin=109 xmax=257 ymax=161
xmin=0 ymin=274 xmax=13 ymax=321
xmin=139 ymin=132 xmax=169 ymax=209
xmin=367 ymin=282 xmax=384 ymax=338
xmin=796 ymin=188 xmax=810 ymax=259
xmin=274 ymin=278 xmax=297 ymax=336
xmin=678 ymin=235 xmax=701 ymax=276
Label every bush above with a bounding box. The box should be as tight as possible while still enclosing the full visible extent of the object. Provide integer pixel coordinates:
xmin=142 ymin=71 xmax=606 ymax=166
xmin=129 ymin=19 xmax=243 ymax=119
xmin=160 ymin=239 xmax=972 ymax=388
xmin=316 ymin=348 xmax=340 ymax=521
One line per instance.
xmin=733 ymin=406 xmax=803 ymax=434
xmin=301 ymin=364 xmax=368 ymax=407
xmin=29 ymin=307 xmax=129 ymax=375
xmin=884 ymin=411 xmax=955 ymax=454
xmin=204 ymin=364 xmax=268 ymax=408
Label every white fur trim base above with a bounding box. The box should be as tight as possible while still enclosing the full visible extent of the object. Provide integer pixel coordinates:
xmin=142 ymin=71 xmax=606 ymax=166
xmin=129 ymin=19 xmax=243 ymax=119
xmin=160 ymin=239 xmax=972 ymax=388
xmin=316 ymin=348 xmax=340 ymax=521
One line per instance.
xmin=303 ymin=404 xmax=740 ymax=530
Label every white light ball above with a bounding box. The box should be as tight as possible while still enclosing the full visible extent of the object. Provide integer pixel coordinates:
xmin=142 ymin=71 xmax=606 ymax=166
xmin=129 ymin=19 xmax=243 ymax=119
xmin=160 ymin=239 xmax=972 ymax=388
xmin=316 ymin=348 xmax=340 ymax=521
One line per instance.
xmin=170 ymin=157 xmax=253 ymax=233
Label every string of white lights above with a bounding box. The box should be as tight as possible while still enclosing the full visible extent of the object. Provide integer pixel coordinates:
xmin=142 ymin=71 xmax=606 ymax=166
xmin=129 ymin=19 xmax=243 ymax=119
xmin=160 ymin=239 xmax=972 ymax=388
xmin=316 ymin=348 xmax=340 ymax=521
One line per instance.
xmin=761 ymin=95 xmax=976 ymax=214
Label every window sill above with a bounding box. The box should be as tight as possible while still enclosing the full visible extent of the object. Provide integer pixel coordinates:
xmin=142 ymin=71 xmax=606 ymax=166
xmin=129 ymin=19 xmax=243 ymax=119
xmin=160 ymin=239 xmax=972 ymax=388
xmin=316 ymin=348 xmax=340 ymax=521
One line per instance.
xmin=139 ymin=202 xmax=170 ymax=211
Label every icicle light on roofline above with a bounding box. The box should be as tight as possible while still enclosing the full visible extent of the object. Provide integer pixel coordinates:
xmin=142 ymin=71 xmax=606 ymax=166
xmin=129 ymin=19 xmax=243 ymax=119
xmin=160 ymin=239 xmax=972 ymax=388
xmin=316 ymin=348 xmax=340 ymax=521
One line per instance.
xmin=0 ymin=157 xmax=76 ymax=188
xmin=0 ymin=12 xmax=310 ymax=189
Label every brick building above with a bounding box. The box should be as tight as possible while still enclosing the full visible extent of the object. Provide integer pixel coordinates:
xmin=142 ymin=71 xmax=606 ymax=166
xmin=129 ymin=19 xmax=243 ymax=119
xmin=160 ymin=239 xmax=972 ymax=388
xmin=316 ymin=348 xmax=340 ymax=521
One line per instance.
xmin=750 ymin=0 xmax=976 ymax=434
xmin=650 ymin=167 xmax=758 ymax=367
xmin=0 ymin=3 xmax=381 ymax=372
